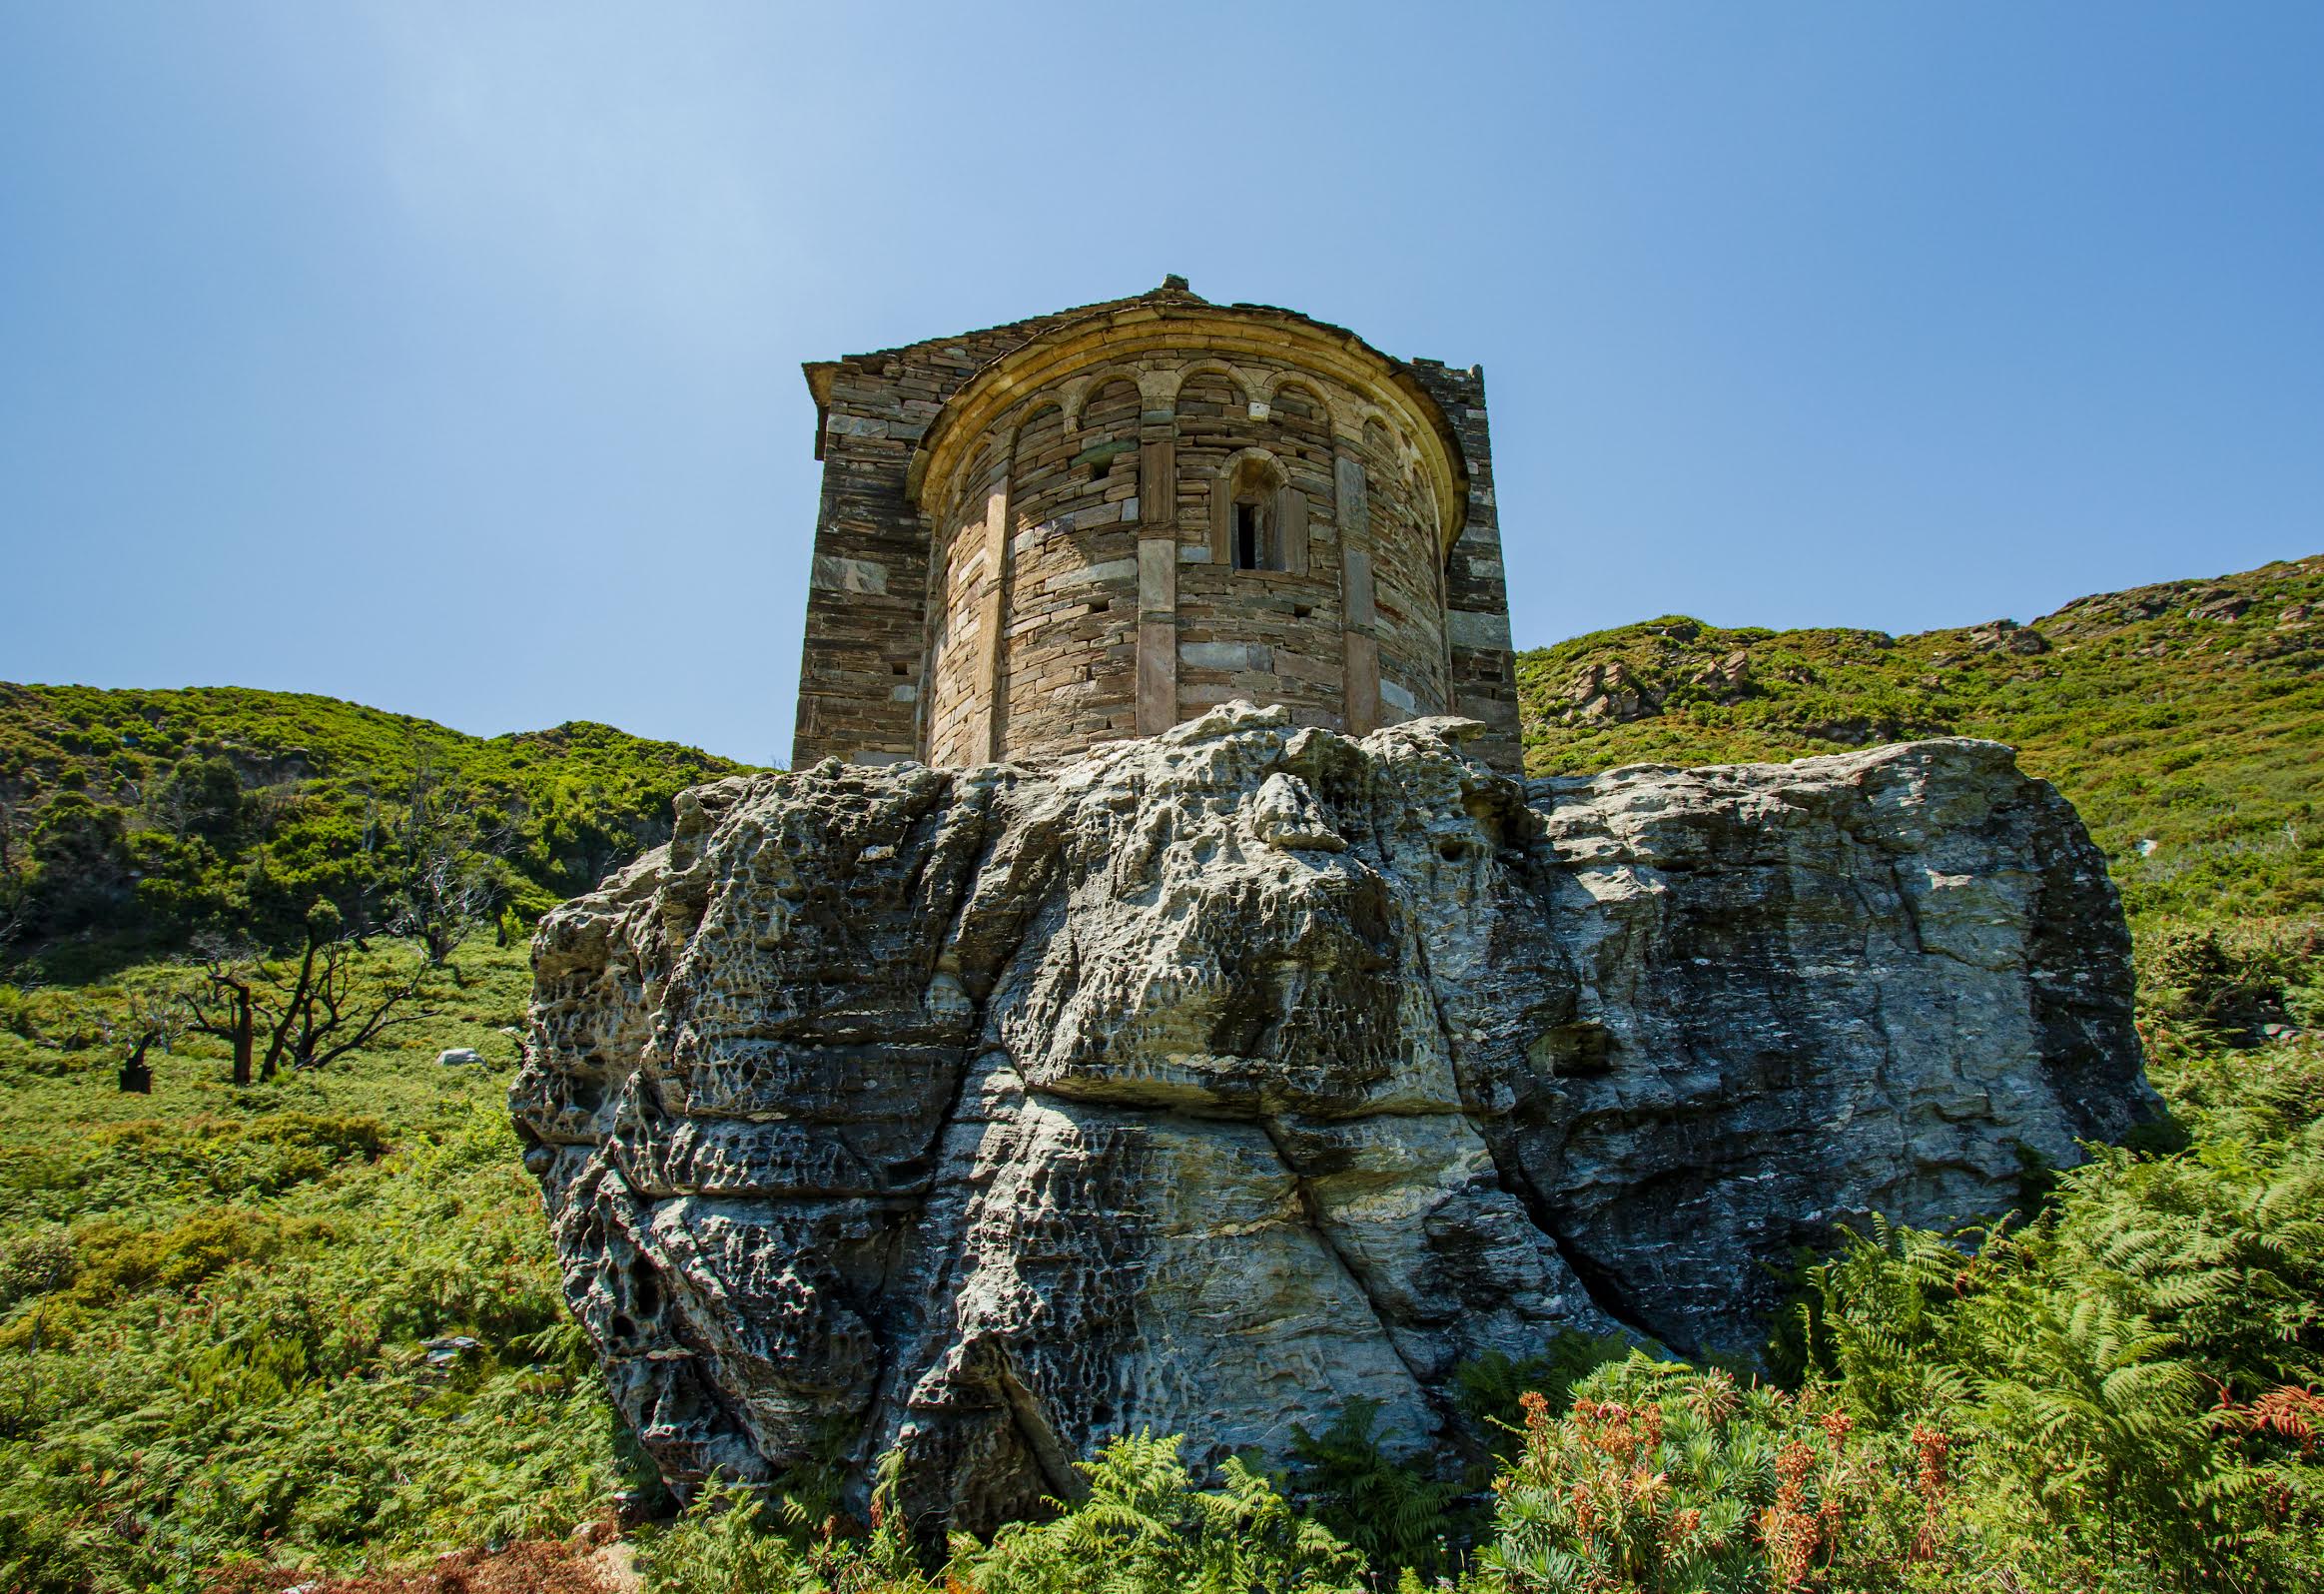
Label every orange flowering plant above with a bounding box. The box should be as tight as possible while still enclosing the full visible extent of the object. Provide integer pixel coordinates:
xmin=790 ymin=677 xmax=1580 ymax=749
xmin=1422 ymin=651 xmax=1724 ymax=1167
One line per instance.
xmin=1471 ymin=1356 xmax=1954 ymax=1593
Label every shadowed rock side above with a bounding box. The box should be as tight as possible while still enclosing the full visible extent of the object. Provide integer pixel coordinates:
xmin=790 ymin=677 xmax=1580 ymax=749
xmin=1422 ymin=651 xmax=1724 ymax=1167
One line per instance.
xmin=511 ymin=703 xmax=2150 ymax=1533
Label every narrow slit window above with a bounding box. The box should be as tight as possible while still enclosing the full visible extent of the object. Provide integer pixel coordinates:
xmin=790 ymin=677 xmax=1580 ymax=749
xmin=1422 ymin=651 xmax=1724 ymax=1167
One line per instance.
xmin=1233 ymin=501 xmax=1267 ymax=570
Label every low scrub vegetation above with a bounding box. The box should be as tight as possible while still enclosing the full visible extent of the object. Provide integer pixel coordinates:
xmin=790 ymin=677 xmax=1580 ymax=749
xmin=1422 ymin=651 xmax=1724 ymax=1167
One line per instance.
xmin=0 ymin=923 xmax=2311 ymax=1591
xmin=1 ymin=560 xmax=2319 ymax=1589
xmin=1516 ymin=555 xmax=2324 ymax=922
xmin=0 ymin=942 xmax=649 ymax=1592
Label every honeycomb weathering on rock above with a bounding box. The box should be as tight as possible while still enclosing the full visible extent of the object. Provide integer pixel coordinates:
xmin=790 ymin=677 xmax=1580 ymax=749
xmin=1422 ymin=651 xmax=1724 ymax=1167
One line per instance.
xmin=512 ymin=704 xmax=2149 ymax=1531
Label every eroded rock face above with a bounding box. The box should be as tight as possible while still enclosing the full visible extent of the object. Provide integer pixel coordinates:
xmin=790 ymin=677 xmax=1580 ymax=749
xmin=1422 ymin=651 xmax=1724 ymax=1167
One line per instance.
xmin=513 ymin=703 xmax=2148 ymax=1531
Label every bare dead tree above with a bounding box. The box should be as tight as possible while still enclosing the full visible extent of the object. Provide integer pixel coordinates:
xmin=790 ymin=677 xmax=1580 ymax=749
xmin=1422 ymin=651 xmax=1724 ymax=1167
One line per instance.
xmin=395 ymin=844 xmax=498 ymax=966
xmin=117 ymin=1027 xmax=159 ymax=1094
xmin=99 ymin=988 xmax=177 ymax=1094
xmin=182 ymin=939 xmax=261 ymax=1085
xmin=252 ymin=903 xmax=437 ymax=1074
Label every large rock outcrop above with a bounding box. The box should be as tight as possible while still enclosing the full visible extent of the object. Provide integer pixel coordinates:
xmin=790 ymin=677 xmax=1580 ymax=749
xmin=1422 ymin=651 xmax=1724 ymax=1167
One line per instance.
xmin=512 ymin=703 xmax=2148 ymax=1530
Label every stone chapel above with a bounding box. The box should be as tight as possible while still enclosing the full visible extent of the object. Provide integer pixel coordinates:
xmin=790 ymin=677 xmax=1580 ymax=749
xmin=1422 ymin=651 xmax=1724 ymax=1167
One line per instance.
xmin=790 ymin=280 xmax=1520 ymax=773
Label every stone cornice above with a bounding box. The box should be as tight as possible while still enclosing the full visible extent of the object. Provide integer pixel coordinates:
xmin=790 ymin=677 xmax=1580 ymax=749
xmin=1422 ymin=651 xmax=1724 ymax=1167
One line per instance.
xmin=906 ymin=300 xmax=1472 ymax=549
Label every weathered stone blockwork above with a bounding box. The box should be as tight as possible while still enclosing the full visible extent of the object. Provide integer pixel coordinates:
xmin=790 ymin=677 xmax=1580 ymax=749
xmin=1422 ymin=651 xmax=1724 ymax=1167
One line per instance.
xmin=791 ymin=282 xmax=1522 ymax=772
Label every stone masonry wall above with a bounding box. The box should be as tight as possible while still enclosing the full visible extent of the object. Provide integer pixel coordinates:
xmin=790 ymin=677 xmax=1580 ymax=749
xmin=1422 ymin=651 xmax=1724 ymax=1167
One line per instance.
xmin=791 ymin=287 xmax=1523 ymax=773
xmin=922 ymin=352 xmax=1455 ymax=761
xmin=1358 ymin=415 xmax=1453 ymax=721
xmin=796 ymin=306 xmax=1111 ymax=768
xmin=1166 ymin=368 xmax=1345 ymax=730
xmin=998 ymin=387 xmax=1141 ymax=755
xmin=920 ymin=433 xmax=1003 ymax=769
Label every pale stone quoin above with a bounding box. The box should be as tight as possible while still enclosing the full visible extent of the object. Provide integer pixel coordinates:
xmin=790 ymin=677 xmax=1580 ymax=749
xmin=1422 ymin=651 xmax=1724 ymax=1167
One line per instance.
xmin=789 ymin=279 xmax=1521 ymax=773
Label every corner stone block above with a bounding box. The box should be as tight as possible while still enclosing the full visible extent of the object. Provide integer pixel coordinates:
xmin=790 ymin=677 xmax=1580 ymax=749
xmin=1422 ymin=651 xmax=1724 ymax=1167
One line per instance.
xmin=1446 ymin=608 xmax=1512 ymax=650
xmin=812 ymin=556 xmax=891 ymax=595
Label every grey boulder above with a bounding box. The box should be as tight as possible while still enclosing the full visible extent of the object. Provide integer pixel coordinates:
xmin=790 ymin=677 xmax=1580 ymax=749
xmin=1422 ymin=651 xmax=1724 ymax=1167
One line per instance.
xmin=511 ymin=702 xmax=2148 ymax=1532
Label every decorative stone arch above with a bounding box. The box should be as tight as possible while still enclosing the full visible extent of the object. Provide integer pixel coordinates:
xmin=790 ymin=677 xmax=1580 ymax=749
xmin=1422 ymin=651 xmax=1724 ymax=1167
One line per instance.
xmin=1006 ymin=399 xmax=1070 ymax=555
xmin=1251 ymin=370 xmax=1335 ymax=415
xmin=933 ymin=423 xmax=1009 ymax=536
xmin=1265 ymin=379 xmax=1336 ymax=474
xmin=1071 ymin=379 xmax=1143 ymax=491
xmin=1010 ymin=399 xmax=1067 ymax=451
xmin=904 ymin=297 xmax=1470 ymax=557
xmin=1058 ymin=365 xmax=1146 ymax=430
xmin=1161 ymin=360 xmax=1257 ymax=412
xmin=935 ymin=431 xmax=1006 ymax=573
xmin=1359 ymin=413 xmax=1398 ymax=458
xmin=1207 ymin=446 xmax=1307 ymax=575
xmin=1265 ymin=375 xmax=1334 ymax=412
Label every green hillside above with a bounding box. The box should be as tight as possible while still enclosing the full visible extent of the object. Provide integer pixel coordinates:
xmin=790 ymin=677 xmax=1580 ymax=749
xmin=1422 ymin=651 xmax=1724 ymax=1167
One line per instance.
xmin=1517 ymin=554 xmax=2324 ymax=922
xmin=0 ymin=562 xmax=2320 ymax=1591
xmin=0 ymin=685 xmax=742 ymax=972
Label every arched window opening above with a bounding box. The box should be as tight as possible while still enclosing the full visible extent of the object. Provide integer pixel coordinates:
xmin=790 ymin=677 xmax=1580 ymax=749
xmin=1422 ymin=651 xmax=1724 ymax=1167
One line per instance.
xmin=1212 ymin=449 xmax=1303 ymax=574
xmin=1233 ymin=498 xmax=1271 ymax=570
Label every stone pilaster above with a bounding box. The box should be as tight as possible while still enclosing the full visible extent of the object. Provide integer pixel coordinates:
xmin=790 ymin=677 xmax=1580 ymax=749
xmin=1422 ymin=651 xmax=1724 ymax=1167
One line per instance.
xmin=969 ymin=477 xmax=1011 ymax=763
xmin=1137 ymin=435 xmax=1177 ymax=735
xmin=1335 ymin=448 xmax=1380 ymax=735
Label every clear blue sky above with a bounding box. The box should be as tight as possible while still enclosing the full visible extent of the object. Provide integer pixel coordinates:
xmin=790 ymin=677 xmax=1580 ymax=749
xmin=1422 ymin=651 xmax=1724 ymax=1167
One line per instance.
xmin=3 ymin=3 xmax=2319 ymax=765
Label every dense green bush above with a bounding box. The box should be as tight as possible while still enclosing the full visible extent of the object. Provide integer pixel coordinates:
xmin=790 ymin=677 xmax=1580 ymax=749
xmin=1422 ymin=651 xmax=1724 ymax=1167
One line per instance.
xmin=1473 ymin=1360 xmax=1946 ymax=1592
xmin=0 ymin=683 xmax=742 ymax=972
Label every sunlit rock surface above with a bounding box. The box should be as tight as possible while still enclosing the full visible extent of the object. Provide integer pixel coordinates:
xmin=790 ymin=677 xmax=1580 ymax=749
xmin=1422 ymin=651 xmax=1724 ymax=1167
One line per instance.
xmin=512 ymin=702 xmax=2147 ymax=1531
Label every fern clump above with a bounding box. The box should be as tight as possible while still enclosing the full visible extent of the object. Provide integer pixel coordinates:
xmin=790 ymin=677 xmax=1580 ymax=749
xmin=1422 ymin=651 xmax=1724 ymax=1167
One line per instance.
xmin=1290 ymin=1395 xmax=1466 ymax=1576
xmin=1771 ymin=1033 xmax=2324 ymax=1587
xmin=959 ymin=1432 xmax=1367 ymax=1593
xmin=636 ymin=1434 xmax=1370 ymax=1594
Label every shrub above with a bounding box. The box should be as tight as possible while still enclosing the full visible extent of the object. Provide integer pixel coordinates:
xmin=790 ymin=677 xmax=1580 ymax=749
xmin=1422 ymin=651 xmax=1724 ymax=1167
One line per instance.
xmin=959 ymin=1433 xmax=1368 ymax=1594
xmin=1456 ymin=1331 xmax=1635 ymax=1451
xmin=1471 ymin=1358 xmax=1944 ymax=1592
xmin=636 ymin=1435 xmax=1370 ymax=1594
